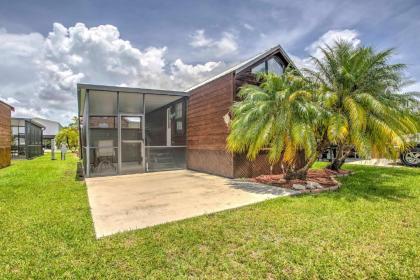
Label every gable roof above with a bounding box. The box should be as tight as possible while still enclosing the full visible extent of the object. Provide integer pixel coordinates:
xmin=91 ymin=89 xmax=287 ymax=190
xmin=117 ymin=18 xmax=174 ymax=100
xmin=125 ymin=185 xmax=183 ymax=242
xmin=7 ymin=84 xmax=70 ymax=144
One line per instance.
xmin=11 ymin=117 xmax=46 ymax=129
xmin=32 ymin=117 xmax=63 ymax=127
xmin=0 ymin=100 xmax=15 ymax=111
xmin=186 ymin=44 xmax=297 ymax=92
xmin=32 ymin=118 xmax=63 ymax=136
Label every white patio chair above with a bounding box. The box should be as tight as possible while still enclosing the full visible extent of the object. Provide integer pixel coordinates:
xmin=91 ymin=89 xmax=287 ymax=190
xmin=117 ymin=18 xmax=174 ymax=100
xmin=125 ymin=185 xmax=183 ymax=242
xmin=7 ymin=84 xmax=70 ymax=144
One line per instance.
xmin=96 ymin=140 xmax=116 ymax=173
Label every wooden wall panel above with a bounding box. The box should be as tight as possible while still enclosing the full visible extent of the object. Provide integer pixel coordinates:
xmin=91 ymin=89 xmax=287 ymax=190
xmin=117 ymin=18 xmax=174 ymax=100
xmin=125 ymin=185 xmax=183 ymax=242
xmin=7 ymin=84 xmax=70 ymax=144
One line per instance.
xmin=186 ymin=50 xmax=292 ymax=178
xmin=187 ymin=73 xmax=233 ymax=151
xmin=187 ymin=73 xmax=234 ymax=177
xmin=231 ymin=52 xmax=291 ymax=177
xmin=0 ymin=103 xmax=12 ymax=168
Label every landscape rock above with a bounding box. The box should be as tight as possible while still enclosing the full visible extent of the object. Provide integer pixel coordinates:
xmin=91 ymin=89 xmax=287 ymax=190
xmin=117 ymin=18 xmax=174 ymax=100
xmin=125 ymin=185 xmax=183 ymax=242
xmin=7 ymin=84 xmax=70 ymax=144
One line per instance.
xmin=306 ymin=184 xmax=316 ymax=190
xmin=307 ymin=181 xmax=322 ymax=189
xmin=292 ymin=184 xmax=306 ymax=190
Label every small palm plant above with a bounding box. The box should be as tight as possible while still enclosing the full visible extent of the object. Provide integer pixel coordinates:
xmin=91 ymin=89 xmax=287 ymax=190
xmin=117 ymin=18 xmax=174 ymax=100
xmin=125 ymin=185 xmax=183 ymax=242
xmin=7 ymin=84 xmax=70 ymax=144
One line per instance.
xmin=227 ymin=70 xmax=324 ymax=180
xmin=305 ymin=41 xmax=420 ymax=170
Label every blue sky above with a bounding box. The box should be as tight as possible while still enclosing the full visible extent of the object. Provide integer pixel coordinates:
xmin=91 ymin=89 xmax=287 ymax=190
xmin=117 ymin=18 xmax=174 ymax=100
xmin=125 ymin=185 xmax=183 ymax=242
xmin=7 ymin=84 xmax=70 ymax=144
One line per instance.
xmin=0 ymin=0 xmax=419 ymax=124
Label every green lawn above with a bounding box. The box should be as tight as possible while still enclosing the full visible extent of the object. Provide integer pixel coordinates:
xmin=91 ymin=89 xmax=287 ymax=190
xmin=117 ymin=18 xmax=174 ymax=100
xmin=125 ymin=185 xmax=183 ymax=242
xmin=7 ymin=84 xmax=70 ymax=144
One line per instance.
xmin=0 ymin=154 xmax=419 ymax=279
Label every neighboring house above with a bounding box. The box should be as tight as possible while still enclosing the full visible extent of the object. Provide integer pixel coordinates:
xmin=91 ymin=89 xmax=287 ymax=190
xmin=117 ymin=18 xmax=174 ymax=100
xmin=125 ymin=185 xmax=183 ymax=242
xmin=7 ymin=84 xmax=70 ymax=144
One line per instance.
xmin=77 ymin=45 xmax=295 ymax=177
xmin=11 ymin=118 xmax=45 ymax=159
xmin=32 ymin=118 xmax=63 ymax=149
xmin=0 ymin=101 xmax=14 ymax=168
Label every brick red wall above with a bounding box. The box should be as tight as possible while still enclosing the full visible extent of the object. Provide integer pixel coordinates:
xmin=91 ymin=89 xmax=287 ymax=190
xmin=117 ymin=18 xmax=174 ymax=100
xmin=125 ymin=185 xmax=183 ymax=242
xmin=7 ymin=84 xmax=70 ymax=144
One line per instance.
xmin=0 ymin=103 xmax=12 ymax=168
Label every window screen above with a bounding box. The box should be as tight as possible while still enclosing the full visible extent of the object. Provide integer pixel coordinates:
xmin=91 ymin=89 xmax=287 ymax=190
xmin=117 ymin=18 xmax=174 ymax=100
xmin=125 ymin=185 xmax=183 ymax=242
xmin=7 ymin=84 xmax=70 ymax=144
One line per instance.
xmin=89 ymin=91 xmax=117 ymax=116
xmin=119 ymin=92 xmax=144 ymax=114
xmin=267 ymin=58 xmax=284 ymax=75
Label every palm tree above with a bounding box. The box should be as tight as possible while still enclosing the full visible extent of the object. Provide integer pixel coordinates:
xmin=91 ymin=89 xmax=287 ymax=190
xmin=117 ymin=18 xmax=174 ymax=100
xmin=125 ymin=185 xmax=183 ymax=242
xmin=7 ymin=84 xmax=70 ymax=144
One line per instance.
xmin=305 ymin=41 xmax=419 ymax=170
xmin=227 ymin=70 xmax=326 ymax=180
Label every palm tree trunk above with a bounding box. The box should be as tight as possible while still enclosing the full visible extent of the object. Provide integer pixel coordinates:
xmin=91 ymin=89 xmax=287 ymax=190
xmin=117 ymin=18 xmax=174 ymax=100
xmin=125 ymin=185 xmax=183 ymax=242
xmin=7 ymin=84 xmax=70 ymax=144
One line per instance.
xmin=284 ymin=168 xmax=307 ymax=180
xmin=326 ymin=145 xmax=352 ymax=171
xmin=295 ymin=149 xmax=306 ymax=170
xmin=284 ymin=135 xmax=330 ymax=180
xmin=283 ymin=149 xmax=309 ymax=180
xmin=284 ymin=151 xmax=320 ymax=180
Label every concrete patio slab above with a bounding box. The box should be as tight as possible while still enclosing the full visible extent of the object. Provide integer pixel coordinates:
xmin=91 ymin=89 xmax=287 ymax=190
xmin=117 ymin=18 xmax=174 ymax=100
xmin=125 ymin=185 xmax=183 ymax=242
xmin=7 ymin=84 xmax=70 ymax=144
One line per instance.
xmin=86 ymin=170 xmax=297 ymax=238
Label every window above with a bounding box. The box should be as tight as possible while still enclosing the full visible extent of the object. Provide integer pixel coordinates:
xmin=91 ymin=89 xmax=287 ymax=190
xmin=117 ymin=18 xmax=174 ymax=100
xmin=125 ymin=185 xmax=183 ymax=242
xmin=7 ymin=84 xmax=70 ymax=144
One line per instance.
xmin=12 ymin=127 xmax=19 ymax=135
xmin=176 ymin=121 xmax=183 ymax=133
xmin=251 ymin=57 xmax=285 ymax=75
xmin=251 ymin=62 xmax=266 ymax=74
xmin=174 ymin=102 xmax=184 ymax=135
xmin=175 ymin=102 xmax=183 ymax=118
xmin=267 ymin=58 xmax=284 ymax=75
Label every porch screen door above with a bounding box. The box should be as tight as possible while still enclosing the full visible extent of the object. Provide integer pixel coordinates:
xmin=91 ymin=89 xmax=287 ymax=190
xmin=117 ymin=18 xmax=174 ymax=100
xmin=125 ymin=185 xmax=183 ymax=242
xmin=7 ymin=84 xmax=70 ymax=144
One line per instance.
xmin=119 ymin=115 xmax=145 ymax=174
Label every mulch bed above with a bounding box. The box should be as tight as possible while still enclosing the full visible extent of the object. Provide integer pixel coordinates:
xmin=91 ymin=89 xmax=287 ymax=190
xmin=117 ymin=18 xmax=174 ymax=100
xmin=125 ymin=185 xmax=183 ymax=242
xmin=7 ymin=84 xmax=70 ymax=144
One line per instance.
xmin=252 ymin=169 xmax=351 ymax=189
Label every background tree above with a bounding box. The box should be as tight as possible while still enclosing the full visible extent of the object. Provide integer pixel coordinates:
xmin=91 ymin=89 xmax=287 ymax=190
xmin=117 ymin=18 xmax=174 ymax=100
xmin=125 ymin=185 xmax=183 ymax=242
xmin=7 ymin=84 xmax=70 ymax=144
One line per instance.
xmin=305 ymin=41 xmax=420 ymax=170
xmin=67 ymin=116 xmax=79 ymax=129
xmin=55 ymin=125 xmax=79 ymax=152
xmin=227 ymin=70 xmax=325 ymax=180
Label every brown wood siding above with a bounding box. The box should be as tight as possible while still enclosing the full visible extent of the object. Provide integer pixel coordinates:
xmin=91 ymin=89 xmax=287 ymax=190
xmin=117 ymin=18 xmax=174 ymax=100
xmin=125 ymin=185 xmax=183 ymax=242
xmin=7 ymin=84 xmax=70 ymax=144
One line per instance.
xmin=186 ymin=50 xmax=291 ymax=178
xmin=0 ymin=103 xmax=12 ymax=168
xmin=187 ymin=73 xmax=234 ymax=177
xmin=231 ymin=52 xmax=290 ymax=177
xmin=234 ymin=53 xmax=290 ymax=100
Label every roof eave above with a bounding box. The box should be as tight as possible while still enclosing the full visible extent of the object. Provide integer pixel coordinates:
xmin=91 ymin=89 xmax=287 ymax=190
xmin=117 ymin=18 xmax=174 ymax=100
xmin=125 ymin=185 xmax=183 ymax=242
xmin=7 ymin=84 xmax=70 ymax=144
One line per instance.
xmin=0 ymin=100 xmax=15 ymax=111
xmin=186 ymin=44 xmax=298 ymax=92
xmin=11 ymin=117 xmax=46 ymax=129
xmin=77 ymin=83 xmax=188 ymax=97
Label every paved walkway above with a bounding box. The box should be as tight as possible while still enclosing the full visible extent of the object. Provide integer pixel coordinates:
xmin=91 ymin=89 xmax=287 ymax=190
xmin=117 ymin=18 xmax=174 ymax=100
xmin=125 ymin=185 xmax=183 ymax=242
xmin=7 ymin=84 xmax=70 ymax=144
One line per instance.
xmin=86 ymin=170 xmax=297 ymax=238
xmin=346 ymin=158 xmax=402 ymax=168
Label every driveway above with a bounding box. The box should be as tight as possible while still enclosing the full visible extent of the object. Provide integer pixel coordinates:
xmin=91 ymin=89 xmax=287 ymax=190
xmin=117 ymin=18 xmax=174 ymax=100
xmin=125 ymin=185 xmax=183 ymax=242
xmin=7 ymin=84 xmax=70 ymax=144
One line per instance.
xmin=86 ymin=170 xmax=297 ymax=238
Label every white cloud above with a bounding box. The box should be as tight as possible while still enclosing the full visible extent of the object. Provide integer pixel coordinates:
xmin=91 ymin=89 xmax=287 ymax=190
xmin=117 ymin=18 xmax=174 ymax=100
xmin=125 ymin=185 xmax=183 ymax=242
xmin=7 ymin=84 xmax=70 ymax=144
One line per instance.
xmin=170 ymin=59 xmax=223 ymax=89
xmin=404 ymin=82 xmax=420 ymax=93
xmin=243 ymin=23 xmax=255 ymax=31
xmin=189 ymin=29 xmax=213 ymax=48
xmin=216 ymin=32 xmax=238 ymax=56
xmin=291 ymin=29 xmax=361 ymax=70
xmin=288 ymin=54 xmax=315 ymax=71
xmin=189 ymin=29 xmax=238 ymax=57
xmin=0 ymin=23 xmax=224 ymax=124
xmin=306 ymin=29 xmax=360 ymax=59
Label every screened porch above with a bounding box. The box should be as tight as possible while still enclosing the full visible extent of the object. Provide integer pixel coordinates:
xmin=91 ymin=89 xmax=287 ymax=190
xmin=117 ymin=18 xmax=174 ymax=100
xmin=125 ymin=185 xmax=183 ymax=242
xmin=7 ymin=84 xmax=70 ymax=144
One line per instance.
xmin=11 ymin=118 xmax=44 ymax=159
xmin=77 ymin=84 xmax=188 ymax=177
